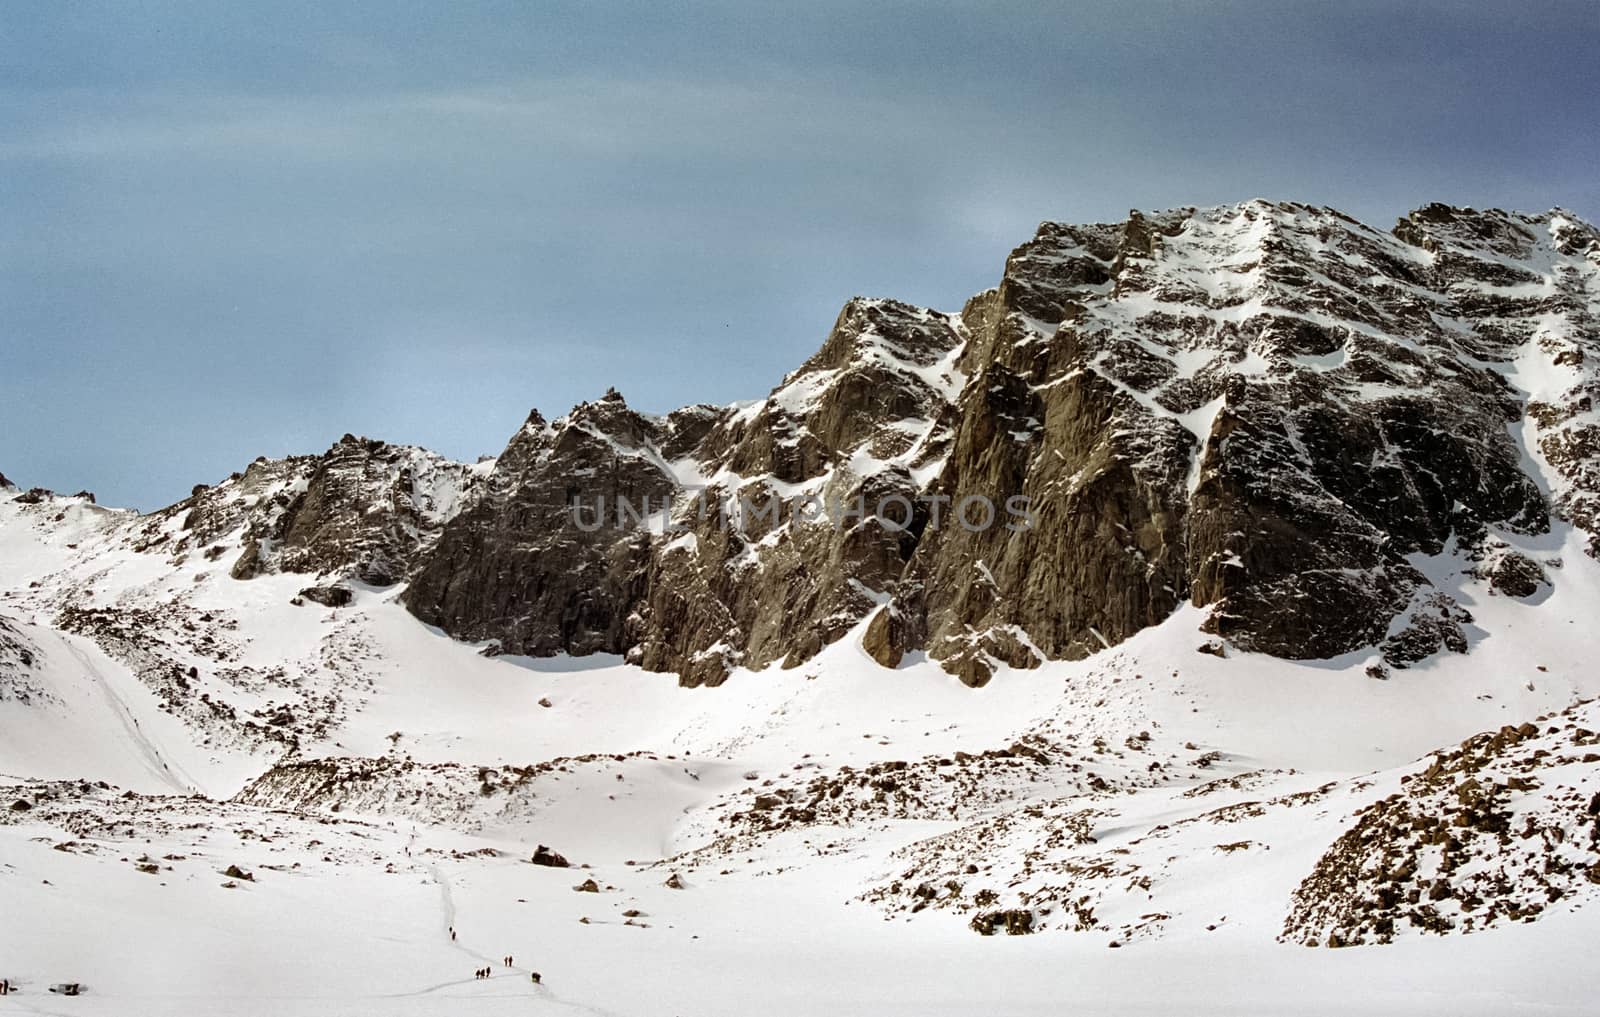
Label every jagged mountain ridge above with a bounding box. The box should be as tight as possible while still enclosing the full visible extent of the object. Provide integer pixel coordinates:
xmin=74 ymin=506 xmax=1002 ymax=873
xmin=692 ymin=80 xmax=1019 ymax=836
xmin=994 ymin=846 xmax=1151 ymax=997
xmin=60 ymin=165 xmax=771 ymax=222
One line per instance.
xmin=409 ymin=199 xmax=1600 ymax=685
xmin=22 ymin=199 xmax=1598 ymax=687
xmin=405 ymin=298 xmax=970 ymax=685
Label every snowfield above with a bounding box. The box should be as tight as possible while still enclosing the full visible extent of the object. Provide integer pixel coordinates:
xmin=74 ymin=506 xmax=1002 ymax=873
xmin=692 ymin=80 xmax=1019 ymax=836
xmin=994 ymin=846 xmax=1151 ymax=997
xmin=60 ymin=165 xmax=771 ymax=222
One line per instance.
xmin=1 ymin=484 xmax=1599 ymax=1016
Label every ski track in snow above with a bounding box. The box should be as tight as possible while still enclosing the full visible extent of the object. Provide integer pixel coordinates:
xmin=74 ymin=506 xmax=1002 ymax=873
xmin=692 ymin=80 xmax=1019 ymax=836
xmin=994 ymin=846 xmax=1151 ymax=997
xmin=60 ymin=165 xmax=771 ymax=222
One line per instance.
xmin=399 ymin=857 xmax=624 ymax=1017
xmin=62 ymin=637 xmax=201 ymax=796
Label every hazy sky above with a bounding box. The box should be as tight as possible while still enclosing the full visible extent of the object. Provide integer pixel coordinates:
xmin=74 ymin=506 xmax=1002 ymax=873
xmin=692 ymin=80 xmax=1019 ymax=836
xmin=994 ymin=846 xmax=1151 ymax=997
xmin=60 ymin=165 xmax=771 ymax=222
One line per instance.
xmin=3 ymin=1 xmax=1597 ymax=509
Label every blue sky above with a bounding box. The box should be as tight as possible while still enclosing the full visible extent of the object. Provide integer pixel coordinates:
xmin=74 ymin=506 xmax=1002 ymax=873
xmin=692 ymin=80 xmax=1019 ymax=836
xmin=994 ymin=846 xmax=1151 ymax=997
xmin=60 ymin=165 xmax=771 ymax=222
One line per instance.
xmin=3 ymin=1 xmax=1597 ymax=509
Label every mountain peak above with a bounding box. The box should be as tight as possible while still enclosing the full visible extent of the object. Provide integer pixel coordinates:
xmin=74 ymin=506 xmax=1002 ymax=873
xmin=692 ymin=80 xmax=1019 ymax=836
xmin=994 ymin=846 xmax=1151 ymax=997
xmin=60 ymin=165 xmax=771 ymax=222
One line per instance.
xmin=406 ymin=198 xmax=1600 ymax=686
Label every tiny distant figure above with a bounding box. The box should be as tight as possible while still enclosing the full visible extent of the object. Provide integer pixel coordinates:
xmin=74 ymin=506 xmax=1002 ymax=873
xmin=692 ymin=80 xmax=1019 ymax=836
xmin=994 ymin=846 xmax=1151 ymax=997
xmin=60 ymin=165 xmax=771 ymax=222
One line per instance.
xmin=451 ymin=930 xmax=457 ymax=941
xmin=530 ymin=972 xmax=542 ymax=984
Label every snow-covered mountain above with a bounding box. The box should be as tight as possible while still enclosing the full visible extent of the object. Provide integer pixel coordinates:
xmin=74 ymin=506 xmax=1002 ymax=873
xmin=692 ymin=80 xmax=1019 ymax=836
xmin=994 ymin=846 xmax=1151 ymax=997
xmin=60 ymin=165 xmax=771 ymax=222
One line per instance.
xmin=1 ymin=200 xmax=1598 ymax=1015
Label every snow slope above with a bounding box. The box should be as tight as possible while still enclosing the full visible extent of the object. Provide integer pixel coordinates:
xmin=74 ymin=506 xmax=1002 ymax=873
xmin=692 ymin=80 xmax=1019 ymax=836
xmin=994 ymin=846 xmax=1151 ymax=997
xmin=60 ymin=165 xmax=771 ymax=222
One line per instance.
xmin=2 ymin=475 xmax=1600 ymax=1015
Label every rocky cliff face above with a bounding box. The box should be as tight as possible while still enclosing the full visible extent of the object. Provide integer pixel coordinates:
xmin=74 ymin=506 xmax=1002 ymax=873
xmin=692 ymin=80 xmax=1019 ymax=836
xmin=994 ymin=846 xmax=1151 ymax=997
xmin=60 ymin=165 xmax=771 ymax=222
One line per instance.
xmin=404 ymin=299 xmax=968 ymax=684
xmin=626 ymin=299 xmax=966 ymax=685
xmin=880 ymin=202 xmax=1591 ymax=681
xmin=99 ymin=201 xmax=1599 ymax=687
xmin=405 ymin=391 xmax=691 ymax=660
xmin=401 ymin=201 xmax=1600 ymax=685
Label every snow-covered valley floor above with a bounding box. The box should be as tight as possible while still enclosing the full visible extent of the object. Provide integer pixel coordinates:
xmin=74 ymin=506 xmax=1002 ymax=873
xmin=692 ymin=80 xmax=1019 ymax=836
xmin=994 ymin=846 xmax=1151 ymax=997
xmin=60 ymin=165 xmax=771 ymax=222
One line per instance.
xmin=1 ymin=495 xmax=1598 ymax=1016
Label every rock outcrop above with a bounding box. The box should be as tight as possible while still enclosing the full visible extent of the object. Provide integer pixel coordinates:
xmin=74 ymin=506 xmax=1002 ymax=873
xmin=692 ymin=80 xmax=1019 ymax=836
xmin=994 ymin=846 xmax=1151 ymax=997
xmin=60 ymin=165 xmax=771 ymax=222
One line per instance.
xmin=230 ymin=750 xmax=667 ymax=831
xmin=124 ymin=435 xmax=485 ymax=585
xmin=1282 ymin=699 xmax=1600 ymax=946
xmin=0 ymin=614 xmax=53 ymax=706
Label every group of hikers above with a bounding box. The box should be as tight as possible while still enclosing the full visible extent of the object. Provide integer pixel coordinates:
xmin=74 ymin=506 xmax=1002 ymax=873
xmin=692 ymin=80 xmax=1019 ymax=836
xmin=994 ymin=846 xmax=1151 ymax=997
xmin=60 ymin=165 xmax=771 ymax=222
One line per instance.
xmin=472 ymin=959 xmax=539 ymax=983
xmin=451 ymin=932 xmax=539 ymax=985
xmin=472 ymin=957 xmax=512 ymax=979
xmin=0 ymin=980 xmax=81 ymax=998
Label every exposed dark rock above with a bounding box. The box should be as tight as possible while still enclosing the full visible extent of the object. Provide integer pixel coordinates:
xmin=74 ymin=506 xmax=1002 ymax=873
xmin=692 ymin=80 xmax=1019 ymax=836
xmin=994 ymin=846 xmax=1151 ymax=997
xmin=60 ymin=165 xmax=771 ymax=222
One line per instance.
xmin=1381 ymin=591 xmax=1472 ymax=668
xmin=1480 ymin=549 xmax=1548 ymax=598
xmin=229 ymin=540 xmax=263 ymax=580
xmin=862 ymin=605 xmax=915 ymax=669
xmin=297 ymin=585 xmax=353 ymax=608
xmin=531 ymin=845 xmax=570 ymax=868
xmin=406 ymin=392 xmax=686 ymax=666
xmin=970 ymin=909 xmax=1034 ymax=936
